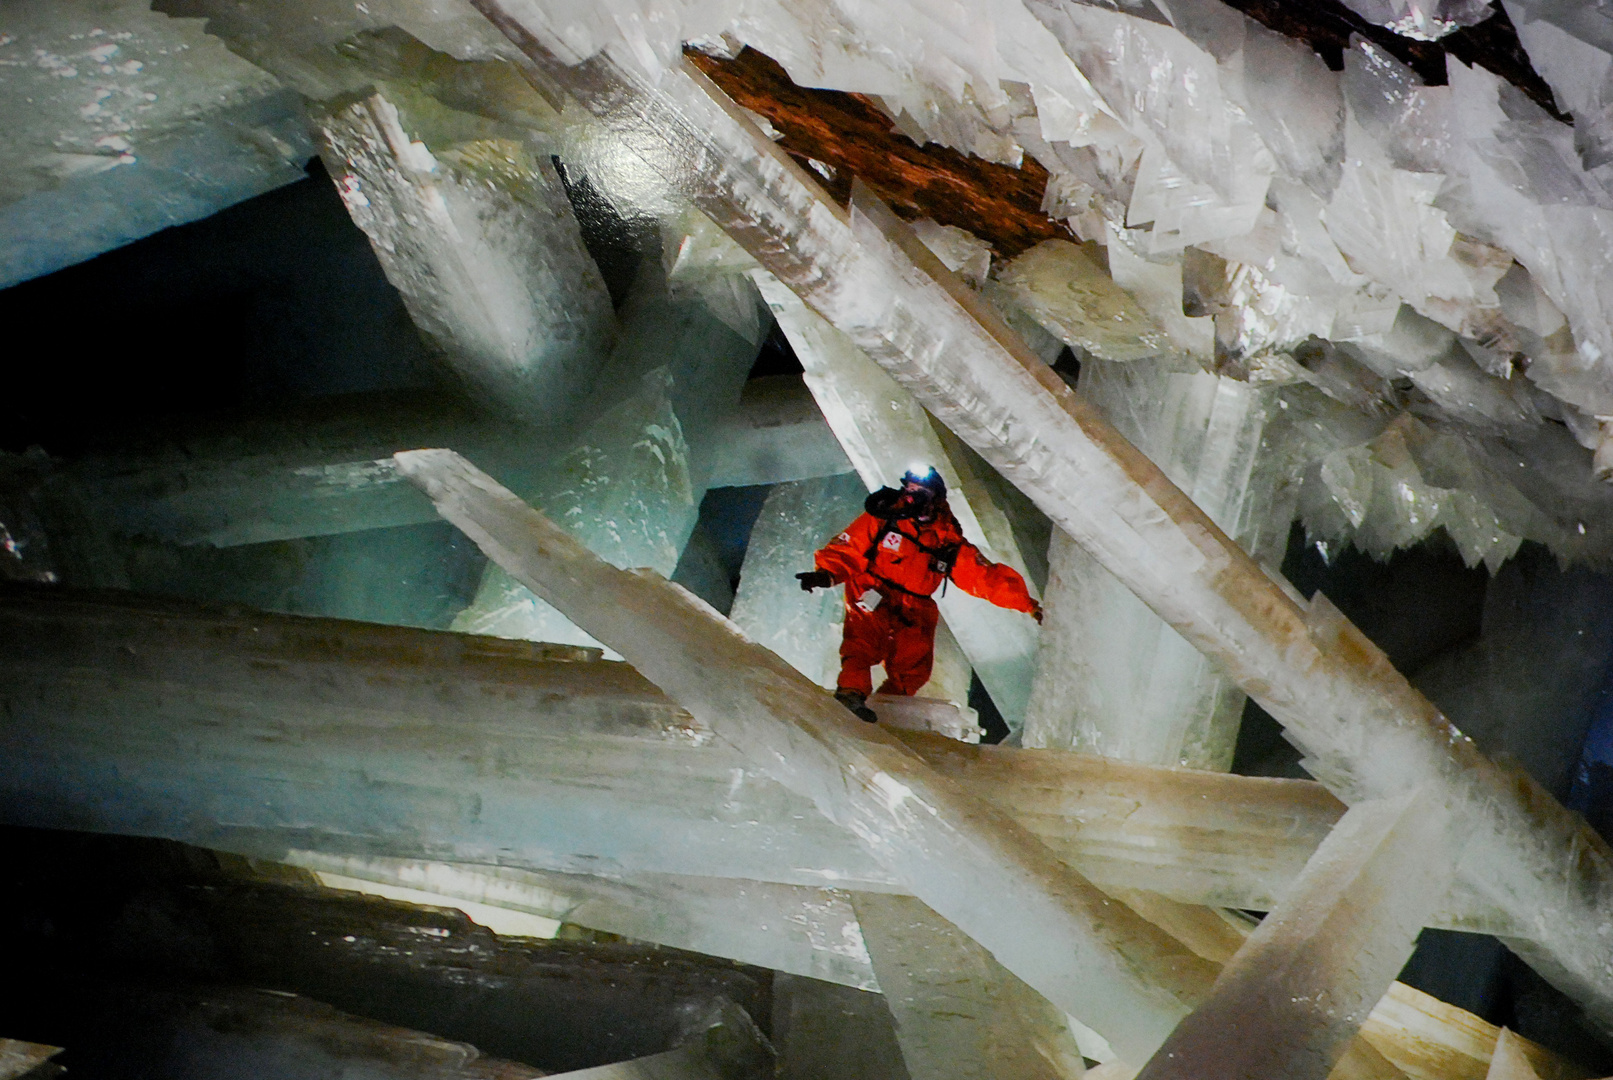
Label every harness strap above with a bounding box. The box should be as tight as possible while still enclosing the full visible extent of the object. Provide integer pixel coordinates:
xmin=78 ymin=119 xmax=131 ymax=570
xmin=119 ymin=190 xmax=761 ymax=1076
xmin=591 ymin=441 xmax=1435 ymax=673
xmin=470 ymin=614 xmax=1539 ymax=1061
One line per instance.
xmin=862 ymin=517 xmax=961 ymax=599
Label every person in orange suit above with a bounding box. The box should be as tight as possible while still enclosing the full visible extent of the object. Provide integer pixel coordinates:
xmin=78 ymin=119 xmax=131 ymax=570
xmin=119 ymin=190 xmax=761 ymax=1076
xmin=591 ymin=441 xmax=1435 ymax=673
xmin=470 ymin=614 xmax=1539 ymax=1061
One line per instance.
xmin=796 ymin=466 xmax=1041 ymax=723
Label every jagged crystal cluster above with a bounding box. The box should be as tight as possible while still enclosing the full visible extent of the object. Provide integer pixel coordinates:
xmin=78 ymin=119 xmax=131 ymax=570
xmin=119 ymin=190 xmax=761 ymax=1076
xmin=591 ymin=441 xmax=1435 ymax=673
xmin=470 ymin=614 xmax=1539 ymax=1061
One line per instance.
xmin=457 ymin=0 xmax=1613 ymax=571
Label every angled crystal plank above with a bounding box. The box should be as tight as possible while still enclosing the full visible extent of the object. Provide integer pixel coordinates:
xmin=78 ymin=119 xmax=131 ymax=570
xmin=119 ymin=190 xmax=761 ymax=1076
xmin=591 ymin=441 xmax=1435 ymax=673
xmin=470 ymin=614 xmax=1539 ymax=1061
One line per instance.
xmin=395 ymin=447 xmax=1216 ymax=1060
xmin=458 ymin=16 xmax=1613 ymax=1022
xmin=1135 ymin=791 xmax=1459 ymax=1080
xmin=282 ymin=851 xmax=879 ymax=991
xmin=853 ymin=892 xmax=1088 ymax=1080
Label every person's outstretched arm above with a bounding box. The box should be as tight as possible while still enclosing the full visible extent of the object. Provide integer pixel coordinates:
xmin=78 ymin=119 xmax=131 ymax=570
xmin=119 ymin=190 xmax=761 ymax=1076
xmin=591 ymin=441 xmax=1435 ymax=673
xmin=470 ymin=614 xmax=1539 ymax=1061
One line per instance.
xmin=798 ymin=513 xmax=879 ymax=590
xmin=950 ymin=543 xmax=1042 ymax=620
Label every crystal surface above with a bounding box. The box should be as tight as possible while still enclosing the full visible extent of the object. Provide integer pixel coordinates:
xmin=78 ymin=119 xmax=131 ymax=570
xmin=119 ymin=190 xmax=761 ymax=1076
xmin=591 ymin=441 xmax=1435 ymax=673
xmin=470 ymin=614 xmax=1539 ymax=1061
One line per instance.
xmin=993 ymin=240 xmax=1168 ymax=362
xmin=0 ymin=587 xmax=1529 ymax=939
xmin=0 ymin=0 xmax=313 ymax=288
xmin=729 ymin=473 xmax=869 ymax=689
xmin=1134 ymin=790 xmax=1460 ymax=1080
xmin=452 ymin=265 xmax=763 ymax=649
xmin=853 ymin=893 xmax=1088 ymax=1080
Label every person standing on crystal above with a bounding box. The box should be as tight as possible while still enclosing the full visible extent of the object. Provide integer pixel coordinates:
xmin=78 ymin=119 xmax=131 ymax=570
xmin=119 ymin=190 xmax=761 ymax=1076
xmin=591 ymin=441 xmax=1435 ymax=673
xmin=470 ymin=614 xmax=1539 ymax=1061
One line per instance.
xmin=796 ymin=466 xmax=1042 ymax=723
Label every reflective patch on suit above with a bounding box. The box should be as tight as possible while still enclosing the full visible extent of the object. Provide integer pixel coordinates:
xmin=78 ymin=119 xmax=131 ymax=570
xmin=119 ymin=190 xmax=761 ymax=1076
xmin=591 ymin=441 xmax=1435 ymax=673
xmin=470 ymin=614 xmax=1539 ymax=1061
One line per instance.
xmin=881 ymin=531 xmax=903 ymax=551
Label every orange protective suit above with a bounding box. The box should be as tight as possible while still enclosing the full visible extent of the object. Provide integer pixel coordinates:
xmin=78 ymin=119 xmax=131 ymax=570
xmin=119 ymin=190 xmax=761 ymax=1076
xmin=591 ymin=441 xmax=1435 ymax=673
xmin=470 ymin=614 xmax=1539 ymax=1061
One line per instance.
xmin=813 ymin=499 xmax=1037 ymax=696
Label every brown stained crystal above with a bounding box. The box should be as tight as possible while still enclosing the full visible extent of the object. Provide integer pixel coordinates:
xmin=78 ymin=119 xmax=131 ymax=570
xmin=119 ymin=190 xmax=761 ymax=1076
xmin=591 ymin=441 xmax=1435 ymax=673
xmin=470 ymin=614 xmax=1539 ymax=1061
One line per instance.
xmin=686 ymin=46 xmax=1071 ymax=260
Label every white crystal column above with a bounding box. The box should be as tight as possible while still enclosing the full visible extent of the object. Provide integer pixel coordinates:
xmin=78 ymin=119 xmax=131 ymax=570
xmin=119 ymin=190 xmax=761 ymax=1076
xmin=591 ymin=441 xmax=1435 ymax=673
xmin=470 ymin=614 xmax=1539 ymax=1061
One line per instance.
xmin=853 ymin=892 xmax=1088 ymax=1080
xmin=1026 ymin=360 xmax=1293 ymax=769
xmin=729 ymin=473 xmax=869 ymax=687
xmin=458 ymin=29 xmax=1613 ymax=1024
xmin=754 ymin=276 xmax=1040 ymax=730
xmin=1134 ymin=791 xmax=1458 ymax=1080
xmin=316 ymin=91 xmax=615 ymax=430
xmin=397 ymin=448 xmax=1216 ymax=1061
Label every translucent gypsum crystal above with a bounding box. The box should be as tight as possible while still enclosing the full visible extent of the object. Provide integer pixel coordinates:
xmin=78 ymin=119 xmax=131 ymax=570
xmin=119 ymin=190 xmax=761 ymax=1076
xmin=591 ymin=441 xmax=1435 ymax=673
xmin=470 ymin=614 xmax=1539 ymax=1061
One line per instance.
xmin=120 ymin=519 xmax=489 ymax=632
xmin=0 ymin=1043 xmax=59 ymax=1078
xmin=1320 ymin=124 xmax=1506 ymax=340
xmin=0 ymin=0 xmax=313 ymax=288
xmin=452 ymin=376 xmax=697 ymax=650
xmin=661 ymin=204 xmax=767 ymax=343
xmin=751 ymin=273 xmax=1041 ymax=730
xmin=602 ymin=259 xmax=770 ymax=488
xmin=1404 ymin=353 xmax=1543 ymax=435
xmin=1025 ymin=358 xmax=1293 ymax=768
xmin=1026 ymin=528 xmax=1247 ymax=768
xmin=0 ymin=585 xmax=1519 ymax=933
xmin=865 ymin=695 xmax=984 ymax=742
xmin=454 ymin=264 xmax=764 ymax=647
xmin=729 ymin=473 xmax=871 ymax=689
xmin=851 ymin=892 xmax=1088 ymax=1080
xmin=772 ymin=974 xmax=910 ymax=1080
xmin=0 ymin=587 xmax=883 ymax=889
xmin=1237 ymin=19 xmax=1345 ymax=196
xmin=1502 ymin=1 xmax=1613 ymax=171
xmin=1104 ymin=229 xmax=1215 ymax=361
xmin=1357 ymin=982 xmax=1577 ymax=1080
xmin=30 ymin=983 xmax=549 ymax=1080
xmin=1335 ymin=0 xmax=1495 ymax=40
xmin=1134 ymin=790 xmax=1460 ymax=1080
xmin=1024 ymin=2 xmax=1271 ymax=208
xmin=315 ymin=90 xmax=616 ymax=429
xmin=395 ymin=448 xmax=1219 ymax=1060
xmin=1391 ymin=47 xmax=1613 ymax=414
xmin=1339 ymin=305 xmax=1459 ymax=378
xmin=1293 ymin=410 xmax=1563 ymax=571
xmin=991 ymin=240 xmax=1169 ymax=362
xmin=152 ymin=0 xmax=523 ymax=103
xmin=908 ymin=219 xmax=992 ymax=289
xmin=699 ymin=375 xmax=855 ymax=488
xmin=45 ymin=373 xmax=823 ymax=554
xmin=1485 ymin=1029 xmax=1544 ymax=1080
xmin=280 ymin=852 xmax=879 ymax=991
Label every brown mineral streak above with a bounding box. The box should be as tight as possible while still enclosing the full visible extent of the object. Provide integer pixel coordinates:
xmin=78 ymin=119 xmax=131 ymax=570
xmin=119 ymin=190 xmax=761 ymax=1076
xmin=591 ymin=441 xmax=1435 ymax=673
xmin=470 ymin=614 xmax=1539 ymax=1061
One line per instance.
xmin=687 ymin=47 xmax=1071 ymax=259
